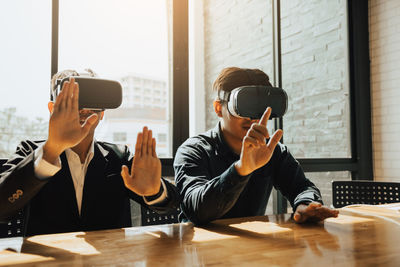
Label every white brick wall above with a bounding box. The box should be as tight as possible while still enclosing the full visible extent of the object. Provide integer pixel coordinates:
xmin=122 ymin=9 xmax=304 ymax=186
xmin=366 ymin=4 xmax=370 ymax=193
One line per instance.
xmin=203 ymin=0 xmax=274 ymax=130
xmin=203 ymin=0 xmax=350 ymax=159
xmin=369 ymin=0 xmax=400 ymax=182
xmin=280 ymin=0 xmax=350 ymax=159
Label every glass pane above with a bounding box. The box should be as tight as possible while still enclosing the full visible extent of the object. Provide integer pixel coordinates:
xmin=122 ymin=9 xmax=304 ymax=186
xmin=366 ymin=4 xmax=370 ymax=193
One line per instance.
xmin=59 ymin=0 xmax=172 ymax=157
xmin=281 ymin=0 xmax=351 ymax=158
xmin=0 ymin=1 xmax=51 ymax=158
xmin=189 ymin=0 xmax=274 ymax=135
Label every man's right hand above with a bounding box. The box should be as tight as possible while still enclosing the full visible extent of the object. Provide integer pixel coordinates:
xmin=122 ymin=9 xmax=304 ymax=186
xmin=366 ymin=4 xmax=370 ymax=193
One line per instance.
xmin=235 ymin=107 xmax=283 ymax=176
xmin=43 ymin=77 xmax=98 ymax=164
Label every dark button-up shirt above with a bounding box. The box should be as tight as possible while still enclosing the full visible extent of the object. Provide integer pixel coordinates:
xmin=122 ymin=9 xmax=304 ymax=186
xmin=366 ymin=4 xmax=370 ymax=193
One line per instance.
xmin=174 ymin=123 xmax=322 ymax=224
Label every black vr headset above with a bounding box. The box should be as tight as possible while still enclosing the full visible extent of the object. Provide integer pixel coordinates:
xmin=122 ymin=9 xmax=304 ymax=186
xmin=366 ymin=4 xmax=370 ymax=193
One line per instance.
xmin=51 ymin=77 xmax=123 ymax=110
xmin=226 ymin=86 xmax=288 ymax=120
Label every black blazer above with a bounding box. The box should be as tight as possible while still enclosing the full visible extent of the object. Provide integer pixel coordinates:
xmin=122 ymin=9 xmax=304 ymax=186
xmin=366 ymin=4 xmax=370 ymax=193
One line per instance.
xmin=0 ymin=140 xmax=180 ymax=236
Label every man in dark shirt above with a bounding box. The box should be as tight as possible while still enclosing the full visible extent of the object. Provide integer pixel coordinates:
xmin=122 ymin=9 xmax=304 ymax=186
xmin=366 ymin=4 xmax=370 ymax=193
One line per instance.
xmin=174 ymin=67 xmax=338 ymax=225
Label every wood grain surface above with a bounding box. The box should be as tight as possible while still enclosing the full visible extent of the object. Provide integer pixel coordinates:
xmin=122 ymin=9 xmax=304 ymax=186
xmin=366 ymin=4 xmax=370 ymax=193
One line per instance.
xmin=1 ymin=205 xmax=399 ymax=266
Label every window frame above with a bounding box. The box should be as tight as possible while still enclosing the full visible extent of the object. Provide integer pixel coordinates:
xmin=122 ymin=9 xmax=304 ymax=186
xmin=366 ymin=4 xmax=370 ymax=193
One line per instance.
xmin=271 ymin=0 xmax=372 ymax=213
xmin=51 ymin=0 xmax=189 ymax=177
xmin=51 ymin=0 xmax=372 ymax=203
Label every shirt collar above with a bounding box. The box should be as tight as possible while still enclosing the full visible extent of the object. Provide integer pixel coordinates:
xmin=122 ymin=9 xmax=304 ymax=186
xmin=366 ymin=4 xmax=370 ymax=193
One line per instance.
xmin=212 ymin=122 xmax=238 ymax=158
xmin=65 ymin=139 xmax=96 ymax=164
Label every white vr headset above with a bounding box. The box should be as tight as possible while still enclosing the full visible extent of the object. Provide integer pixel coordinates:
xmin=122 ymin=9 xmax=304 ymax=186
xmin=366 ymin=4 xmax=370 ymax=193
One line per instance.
xmin=226 ymin=86 xmax=288 ymax=119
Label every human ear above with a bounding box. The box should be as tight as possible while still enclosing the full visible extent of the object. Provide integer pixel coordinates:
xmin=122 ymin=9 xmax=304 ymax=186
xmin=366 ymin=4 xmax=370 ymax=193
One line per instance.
xmin=213 ymin=100 xmax=223 ymax=118
xmin=48 ymin=102 xmax=54 ymax=113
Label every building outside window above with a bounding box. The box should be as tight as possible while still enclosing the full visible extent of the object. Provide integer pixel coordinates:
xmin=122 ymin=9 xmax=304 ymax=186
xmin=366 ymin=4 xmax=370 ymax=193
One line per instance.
xmin=0 ymin=1 xmax=51 ymax=158
xmin=113 ymin=132 xmax=127 ymax=143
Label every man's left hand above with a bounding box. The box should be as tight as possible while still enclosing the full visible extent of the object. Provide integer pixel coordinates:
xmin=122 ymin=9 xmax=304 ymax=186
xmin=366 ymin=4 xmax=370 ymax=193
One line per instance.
xmin=293 ymin=202 xmax=339 ymax=223
xmin=121 ymin=126 xmax=162 ymax=196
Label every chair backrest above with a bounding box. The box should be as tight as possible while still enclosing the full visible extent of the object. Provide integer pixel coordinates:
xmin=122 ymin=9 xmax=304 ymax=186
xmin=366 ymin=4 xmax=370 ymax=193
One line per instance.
xmin=332 ymin=180 xmax=400 ymax=208
xmin=0 ymin=211 xmax=25 ymax=238
xmin=0 ymin=158 xmax=25 ymax=238
xmin=141 ymin=206 xmax=181 ymax=226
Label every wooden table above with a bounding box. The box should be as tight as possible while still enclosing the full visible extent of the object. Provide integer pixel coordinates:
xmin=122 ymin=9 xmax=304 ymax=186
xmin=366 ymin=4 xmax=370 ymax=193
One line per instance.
xmin=1 ymin=204 xmax=400 ymax=266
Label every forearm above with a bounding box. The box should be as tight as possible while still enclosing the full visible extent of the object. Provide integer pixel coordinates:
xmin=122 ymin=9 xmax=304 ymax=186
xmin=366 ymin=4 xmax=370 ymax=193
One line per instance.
xmin=0 ymin=141 xmax=61 ymax=221
xmin=178 ymin=163 xmax=251 ymax=225
xmin=145 ymin=178 xmax=181 ymax=213
xmin=272 ymin=144 xmax=323 ymax=209
xmin=126 ymin=177 xmax=181 ymax=214
xmin=0 ymin=153 xmax=48 ymax=220
xmin=293 ymin=186 xmax=323 ymax=211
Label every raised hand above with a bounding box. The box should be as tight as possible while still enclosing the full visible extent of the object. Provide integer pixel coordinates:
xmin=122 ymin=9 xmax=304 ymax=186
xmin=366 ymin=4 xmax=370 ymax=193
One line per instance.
xmin=235 ymin=107 xmax=283 ymax=176
xmin=43 ymin=77 xmax=99 ymax=163
xmin=293 ymin=202 xmax=339 ymax=223
xmin=121 ymin=127 xmax=162 ymax=196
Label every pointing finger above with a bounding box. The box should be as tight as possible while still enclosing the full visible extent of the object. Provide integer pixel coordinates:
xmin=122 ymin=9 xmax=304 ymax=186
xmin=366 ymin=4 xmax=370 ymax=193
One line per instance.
xmin=259 ymin=107 xmax=271 ymax=127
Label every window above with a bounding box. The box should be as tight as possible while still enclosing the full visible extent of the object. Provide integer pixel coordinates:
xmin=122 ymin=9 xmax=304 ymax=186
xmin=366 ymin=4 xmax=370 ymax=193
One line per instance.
xmin=113 ymin=132 xmax=127 ymax=143
xmin=0 ymin=0 xmax=51 ymax=158
xmin=158 ymin=133 xmax=167 ymax=143
xmin=281 ymin=0 xmax=351 ymax=159
xmin=58 ymin=0 xmax=173 ymax=157
xmin=189 ymin=0 xmax=274 ymax=135
xmin=1 ymin=1 xmax=371 ymax=209
xmin=189 ymin=0 xmax=372 ymax=213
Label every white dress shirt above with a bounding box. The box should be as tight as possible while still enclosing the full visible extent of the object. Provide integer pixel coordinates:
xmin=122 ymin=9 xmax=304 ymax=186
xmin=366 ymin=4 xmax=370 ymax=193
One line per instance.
xmin=33 ymin=141 xmax=167 ymax=215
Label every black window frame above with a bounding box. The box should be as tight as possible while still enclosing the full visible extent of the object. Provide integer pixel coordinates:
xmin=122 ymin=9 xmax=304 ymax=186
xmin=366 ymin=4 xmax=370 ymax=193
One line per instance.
xmin=271 ymin=0 xmax=372 ymax=213
xmin=51 ymin=0 xmax=189 ymax=177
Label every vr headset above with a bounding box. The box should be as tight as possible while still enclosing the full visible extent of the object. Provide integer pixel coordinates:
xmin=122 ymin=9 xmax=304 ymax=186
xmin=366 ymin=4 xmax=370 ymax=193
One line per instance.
xmin=51 ymin=77 xmax=123 ymax=110
xmin=226 ymin=86 xmax=288 ymax=120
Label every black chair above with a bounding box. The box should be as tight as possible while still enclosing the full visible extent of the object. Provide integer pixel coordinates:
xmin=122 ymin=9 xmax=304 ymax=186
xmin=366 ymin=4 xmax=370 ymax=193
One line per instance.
xmin=0 ymin=211 xmax=25 ymax=238
xmin=141 ymin=206 xmax=181 ymax=226
xmin=332 ymin=180 xmax=400 ymax=208
xmin=0 ymin=158 xmax=26 ymax=238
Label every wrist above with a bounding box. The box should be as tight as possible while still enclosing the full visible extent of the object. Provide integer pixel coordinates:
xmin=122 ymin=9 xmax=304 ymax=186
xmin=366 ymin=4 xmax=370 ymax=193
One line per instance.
xmin=295 ymin=203 xmax=308 ymax=213
xmin=234 ymin=161 xmax=252 ymax=176
xmin=144 ymin=183 xmax=164 ymax=200
xmin=43 ymin=141 xmax=64 ymax=164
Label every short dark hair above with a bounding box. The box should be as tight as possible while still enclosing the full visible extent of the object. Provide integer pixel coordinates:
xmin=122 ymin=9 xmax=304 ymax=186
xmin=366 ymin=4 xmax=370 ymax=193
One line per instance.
xmin=50 ymin=69 xmax=97 ymax=100
xmin=213 ymin=67 xmax=272 ymax=101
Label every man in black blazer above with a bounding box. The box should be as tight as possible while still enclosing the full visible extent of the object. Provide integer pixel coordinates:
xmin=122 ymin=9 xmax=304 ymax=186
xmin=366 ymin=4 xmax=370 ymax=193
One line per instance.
xmin=0 ymin=70 xmax=180 ymax=236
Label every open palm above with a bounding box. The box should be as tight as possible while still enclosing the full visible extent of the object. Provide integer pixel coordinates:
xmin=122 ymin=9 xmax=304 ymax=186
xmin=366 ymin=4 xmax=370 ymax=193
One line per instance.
xmin=121 ymin=127 xmax=162 ymax=196
xmin=44 ymin=77 xmax=98 ymax=161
